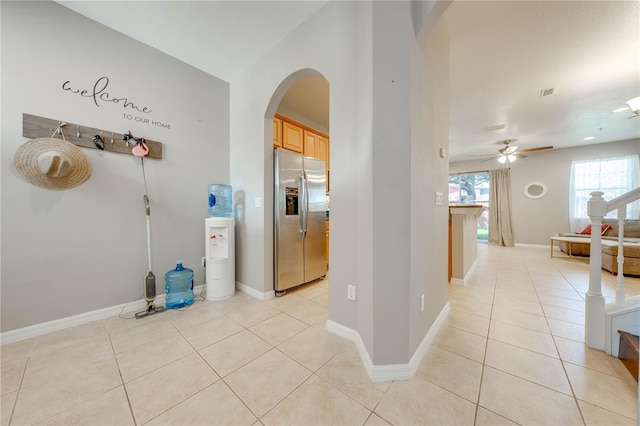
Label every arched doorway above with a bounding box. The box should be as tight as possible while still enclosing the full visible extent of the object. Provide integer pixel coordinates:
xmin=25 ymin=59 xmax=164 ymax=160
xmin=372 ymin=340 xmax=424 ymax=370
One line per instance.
xmin=265 ymin=70 xmax=329 ymax=296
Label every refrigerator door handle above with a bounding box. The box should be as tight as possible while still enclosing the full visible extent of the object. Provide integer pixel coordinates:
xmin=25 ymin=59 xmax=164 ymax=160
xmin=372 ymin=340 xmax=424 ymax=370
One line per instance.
xmin=303 ymin=171 xmax=309 ymax=240
xmin=299 ymin=173 xmax=306 ymax=239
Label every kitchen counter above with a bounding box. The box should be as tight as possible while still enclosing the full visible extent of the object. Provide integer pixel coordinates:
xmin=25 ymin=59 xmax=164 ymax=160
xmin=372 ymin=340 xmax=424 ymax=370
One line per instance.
xmin=449 ymin=206 xmax=484 ymax=285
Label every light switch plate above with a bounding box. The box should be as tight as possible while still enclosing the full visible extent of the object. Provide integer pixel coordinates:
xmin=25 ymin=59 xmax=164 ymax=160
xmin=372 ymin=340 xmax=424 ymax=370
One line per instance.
xmin=255 ymin=197 xmax=262 ymax=208
xmin=435 ymin=191 xmax=443 ymax=206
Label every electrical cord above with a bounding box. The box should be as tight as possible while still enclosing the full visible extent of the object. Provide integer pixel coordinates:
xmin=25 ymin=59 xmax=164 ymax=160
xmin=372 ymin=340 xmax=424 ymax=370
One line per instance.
xmin=117 ymin=294 xmax=144 ymax=320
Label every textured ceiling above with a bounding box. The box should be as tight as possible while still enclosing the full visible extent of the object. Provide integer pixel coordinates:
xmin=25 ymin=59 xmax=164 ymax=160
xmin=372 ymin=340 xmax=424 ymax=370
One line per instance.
xmin=56 ymin=1 xmax=640 ymax=162
xmin=56 ymin=1 xmax=327 ymax=83
xmin=444 ymin=0 xmax=640 ymax=161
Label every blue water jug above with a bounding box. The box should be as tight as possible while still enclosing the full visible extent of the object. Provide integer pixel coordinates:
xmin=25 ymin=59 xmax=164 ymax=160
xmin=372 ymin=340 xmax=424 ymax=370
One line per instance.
xmin=165 ymin=261 xmax=194 ymax=309
xmin=208 ymin=184 xmax=232 ymax=217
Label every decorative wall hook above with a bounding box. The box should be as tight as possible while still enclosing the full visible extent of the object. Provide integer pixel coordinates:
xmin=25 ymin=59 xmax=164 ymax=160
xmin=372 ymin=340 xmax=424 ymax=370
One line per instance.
xmin=92 ymin=134 xmax=105 ymax=150
xmin=123 ymin=130 xmax=134 ymax=147
xmin=22 ymin=113 xmax=163 ymax=159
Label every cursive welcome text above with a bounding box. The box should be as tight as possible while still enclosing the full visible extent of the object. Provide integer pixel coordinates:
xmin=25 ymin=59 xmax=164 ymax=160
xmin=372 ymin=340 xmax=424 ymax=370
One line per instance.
xmin=62 ymin=76 xmax=152 ymax=113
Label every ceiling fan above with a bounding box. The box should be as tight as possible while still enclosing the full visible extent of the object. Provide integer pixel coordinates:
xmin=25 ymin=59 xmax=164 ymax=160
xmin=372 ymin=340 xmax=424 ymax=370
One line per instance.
xmin=627 ymin=97 xmax=640 ymax=118
xmin=476 ymin=139 xmax=553 ymax=164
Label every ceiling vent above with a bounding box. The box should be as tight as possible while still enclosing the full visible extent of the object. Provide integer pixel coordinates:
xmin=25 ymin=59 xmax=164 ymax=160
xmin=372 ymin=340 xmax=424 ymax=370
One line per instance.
xmin=540 ymin=88 xmax=554 ymax=97
xmin=484 ymin=123 xmax=506 ymax=132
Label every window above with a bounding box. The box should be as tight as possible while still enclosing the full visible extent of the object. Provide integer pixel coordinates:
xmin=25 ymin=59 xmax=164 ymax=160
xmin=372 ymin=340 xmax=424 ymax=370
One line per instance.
xmin=449 ymin=172 xmax=490 ymax=241
xmin=569 ymin=155 xmax=640 ymax=232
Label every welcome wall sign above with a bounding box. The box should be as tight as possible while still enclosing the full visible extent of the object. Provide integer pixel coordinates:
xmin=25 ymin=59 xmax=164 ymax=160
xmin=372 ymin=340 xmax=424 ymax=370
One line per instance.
xmin=61 ymin=76 xmax=172 ymax=130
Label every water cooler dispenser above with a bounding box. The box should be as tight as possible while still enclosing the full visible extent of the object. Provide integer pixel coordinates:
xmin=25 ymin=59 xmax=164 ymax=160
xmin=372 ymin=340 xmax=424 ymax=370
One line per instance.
xmin=205 ymin=217 xmax=235 ymax=300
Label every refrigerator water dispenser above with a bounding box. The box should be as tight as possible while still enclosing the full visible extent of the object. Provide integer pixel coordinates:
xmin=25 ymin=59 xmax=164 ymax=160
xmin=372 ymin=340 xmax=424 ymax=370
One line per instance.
xmin=205 ymin=217 xmax=235 ymax=300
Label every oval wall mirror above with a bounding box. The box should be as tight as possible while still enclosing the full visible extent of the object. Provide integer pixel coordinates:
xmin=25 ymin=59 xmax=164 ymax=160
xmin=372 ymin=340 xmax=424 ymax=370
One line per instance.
xmin=524 ymin=181 xmax=547 ymax=199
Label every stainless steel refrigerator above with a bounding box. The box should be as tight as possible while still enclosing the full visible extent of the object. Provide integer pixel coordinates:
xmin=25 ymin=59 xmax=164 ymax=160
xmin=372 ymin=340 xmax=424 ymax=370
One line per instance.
xmin=274 ymin=148 xmax=327 ymax=293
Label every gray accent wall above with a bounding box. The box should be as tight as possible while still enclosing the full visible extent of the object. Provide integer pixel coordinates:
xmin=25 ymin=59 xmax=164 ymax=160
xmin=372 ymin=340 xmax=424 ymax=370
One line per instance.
xmin=1 ymin=1 xmax=229 ymax=331
xmin=450 ymin=139 xmax=640 ymax=245
xmin=371 ymin=1 xmax=413 ymax=365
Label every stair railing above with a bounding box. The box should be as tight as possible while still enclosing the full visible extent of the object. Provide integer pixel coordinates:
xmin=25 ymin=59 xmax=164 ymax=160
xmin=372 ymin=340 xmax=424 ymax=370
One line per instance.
xmin=585 ymin=187 xmax=640 ymax=350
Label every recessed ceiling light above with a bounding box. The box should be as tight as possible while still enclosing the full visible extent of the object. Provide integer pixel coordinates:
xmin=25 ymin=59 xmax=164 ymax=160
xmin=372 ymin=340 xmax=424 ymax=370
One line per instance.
xmin=613 ymin=107 xmax=629 ymax=113
xmin=584 ymin=136 xmax=595 ymax=141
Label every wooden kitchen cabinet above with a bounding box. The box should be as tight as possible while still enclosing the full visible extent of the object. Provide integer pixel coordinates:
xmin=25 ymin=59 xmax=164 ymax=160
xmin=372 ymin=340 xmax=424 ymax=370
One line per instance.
xmin=282 ymin=121 xmax=304 ymax=153
xmin=304 ymin=130 xmax=329 ymax=164
xmin=304 ymin=130 xmax=318 ymax=157
xmin=273 ymin=117 xmax=282 ymax=148
xmin=318 ymin=135 xmax=329 ymax=170
xmin=318 ymin=134 xmax=329 ymax=192
xmin=303 ymin=129 xmax=330 ymax=191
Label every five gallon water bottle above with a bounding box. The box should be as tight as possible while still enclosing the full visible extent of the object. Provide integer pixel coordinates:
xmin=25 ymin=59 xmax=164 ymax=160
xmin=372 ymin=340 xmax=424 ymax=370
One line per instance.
xmin=165 ymin=261 xmax=194 ymax=309
xmin=208 ymin=184 xmax=232 ymax=217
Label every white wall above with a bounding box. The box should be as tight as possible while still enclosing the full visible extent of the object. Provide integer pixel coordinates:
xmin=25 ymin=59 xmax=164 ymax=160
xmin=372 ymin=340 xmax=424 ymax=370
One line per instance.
xmin=1 ymin=1 xmax=229 ymax=331
xmin=230 ymin=1 xmax=450 ymax=366
xmin=230 ymin=2 xmax=366 ymax=340
xmin=450 ymin=139 xmax=640 ymax=245
xmin=410 ymin=17 xmax=450 ymax=356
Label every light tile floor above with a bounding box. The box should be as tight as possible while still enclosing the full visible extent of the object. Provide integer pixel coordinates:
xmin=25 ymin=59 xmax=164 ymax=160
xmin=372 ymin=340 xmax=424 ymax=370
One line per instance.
xmin=1 ymin=244 xmax=639 ymax=425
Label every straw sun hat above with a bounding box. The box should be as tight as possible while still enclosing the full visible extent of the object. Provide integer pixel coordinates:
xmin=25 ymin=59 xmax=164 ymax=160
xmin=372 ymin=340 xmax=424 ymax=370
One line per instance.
xmin=14 ymin=137 xmax=91 ymax=190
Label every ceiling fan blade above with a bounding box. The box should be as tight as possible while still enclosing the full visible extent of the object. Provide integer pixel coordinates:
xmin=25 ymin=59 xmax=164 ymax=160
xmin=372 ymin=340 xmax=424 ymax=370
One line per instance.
xmin=513 ymin=153 xmax=528 ymax=159
xmin=518 ymin=146 xmax=553 ymax=153
xmin=503 ymin=145 xmax=518 ymax=154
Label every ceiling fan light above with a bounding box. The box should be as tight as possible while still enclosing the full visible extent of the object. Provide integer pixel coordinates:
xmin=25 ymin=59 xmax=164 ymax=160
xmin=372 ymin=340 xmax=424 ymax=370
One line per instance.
xmin=626 ymin=97 xmax=640 ymax=114
xmin=508 ymin=154 xmax=517 ymax=162
xmin=498 ymin=155 xmax=507 ymax=164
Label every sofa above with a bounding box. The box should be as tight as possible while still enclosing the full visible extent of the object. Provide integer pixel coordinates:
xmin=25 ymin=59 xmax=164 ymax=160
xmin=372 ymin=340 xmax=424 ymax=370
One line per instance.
xmin=558 ymin=219 xmax=640 ymax=276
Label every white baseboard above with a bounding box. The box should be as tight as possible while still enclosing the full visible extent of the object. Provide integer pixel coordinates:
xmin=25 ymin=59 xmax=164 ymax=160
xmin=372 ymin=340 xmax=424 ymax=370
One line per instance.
xmin=325 ymin=320 xmax=375 ymax=379
xmin=451 ymin=259 xmax=477 ymax=286
xmin=407 ymin=301 xmax=450 ymax=375
xmin=604 ymin=295 xmax=640 ymax=356
xmin=2 ymin=281 xmax=275 ymax=344
xmin=236 ymin=281 xmax=275 ymax=301
xmin=325 ymin=301 xmax=450 ymax=382
xmin=0 ymin=284 xmax=205 ymax=345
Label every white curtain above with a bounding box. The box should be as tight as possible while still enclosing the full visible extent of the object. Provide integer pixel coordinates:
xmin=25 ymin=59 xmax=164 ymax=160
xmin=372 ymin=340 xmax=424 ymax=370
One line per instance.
xmin=489 ymin=168 xmax=514 ymax=246
xmin=569 ymin=155 xmax=640 ymax=232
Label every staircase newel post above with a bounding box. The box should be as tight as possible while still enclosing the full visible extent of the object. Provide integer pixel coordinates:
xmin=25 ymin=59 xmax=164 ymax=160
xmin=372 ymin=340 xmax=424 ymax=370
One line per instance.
xmin=615 ymin=206 xmax=626 ymax=304
xmin=586 ymin=191 xmax=606 ymax=350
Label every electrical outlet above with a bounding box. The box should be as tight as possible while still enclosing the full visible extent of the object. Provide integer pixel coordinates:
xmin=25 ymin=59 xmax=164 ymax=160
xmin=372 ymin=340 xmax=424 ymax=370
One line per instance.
xmin=202 ymin=257 xmax=206 ymax=267
xmin=420 ymin=294 xmax=425 ymax=313
xmin=347 ymin=285 xmax=356 ymax=301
